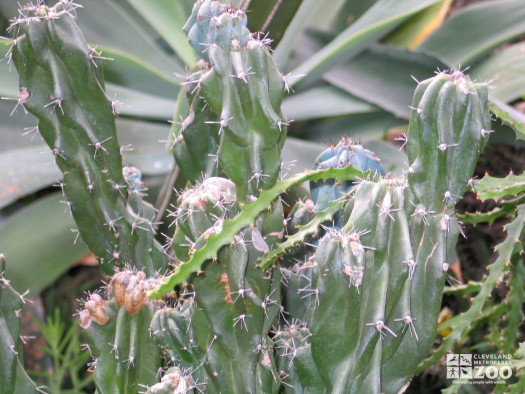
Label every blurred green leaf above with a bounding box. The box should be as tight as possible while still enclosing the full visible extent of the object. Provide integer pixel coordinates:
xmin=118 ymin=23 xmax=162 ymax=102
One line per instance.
xmin=301 ymin=111 xmax=403 ymax=142
xmin=0 ymin=39 xmax=19 ymax=99
xmin=471 ymin=43 xmax=525 ymax=103
xmin=386 ymin=0 xmax=453 ymax=49
xmin=107 ymin=84 xmax=176 ymax=120
xmin=418 ymin=0 xmax=525 ymax=66
xmin=0 ymin=99 xmax=41 ymax=153
xmin=1 ymin=194 xmax=90 ymax=294
xmin=323 ymin=44 xmax=447 ymax=118
xmin=117 ymin=118 xmax=174 ymax=175
xmin=101 ymin=47 xmax=179 ymax=100
xmin=291 ymin=0 xmax=440 ymax=87
xmin=282 ymin=137 xmax=324 ymax=173
xmin=0 ymin=147 xmax=59 ymax=210
xmin=245 ymin=0 xmax=303 ymax=48
xmin=365 ymin=140 xmax=407 ymax=176
xmin=282 ymin=86 xmax=376 ymax=121
xmin=330 ymin=0 xmax=379 ymax=31
xmin=77 ymin=0 xmax=183 ymax=76
xmin=273 ymin=0 xmax=322 ymax=66
xmin=126 ymin=0 xmax=198 ymax=67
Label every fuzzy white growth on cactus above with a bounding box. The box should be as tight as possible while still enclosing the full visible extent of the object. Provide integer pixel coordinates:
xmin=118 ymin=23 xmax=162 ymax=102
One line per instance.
xmin=180 ymin=177 xmax=236 ymax=211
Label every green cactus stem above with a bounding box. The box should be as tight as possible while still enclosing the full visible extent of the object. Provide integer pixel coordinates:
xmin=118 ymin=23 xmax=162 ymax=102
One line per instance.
xmin=406 ymin=70 xmax=490 ymax=212
xmin=79 ymin=269 xmax=162 ymax=393
xmin=0 ymin=255 xmax=39 ymax=394
xmin=310 ymin=137 xmax=385 ymax=211
xmin=168 ymin=67 xmax=221 ymax=181
xmin=11 ymin=1 xmax=166 ymax=275
xmin=163 ymin=175 xmax=284 ymax=392
xmin=181 ymin=0 xmax=288 ymax=201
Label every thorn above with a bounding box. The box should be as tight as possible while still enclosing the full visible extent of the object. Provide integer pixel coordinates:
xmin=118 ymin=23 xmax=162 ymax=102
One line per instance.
xmin=403 ymin=259 xmax=417 ymax=280
xmin=394 ymin=132 xmax=408 ymax=150
xmin=277 ymin=118 xmax=292 ymax=132
xmin=70 ymin=228 xmax=80 ymax=244
xmin=408 ymin=105 xmax=422 ymax=114
xmin=248 ymin=171 xmax=270 ymax=187
xmin=22 ymin=125 xmax=39 ymax=140
xmin=205 ymin=116 xmax=233 ymax=135
xmin=365 ymin=320 xmax=397 ymax=340
xmin=230 ymin=68 xmax=255 ymax=83
xmin=88 ymin=136 xmax=112 ymax=158
xmin=437 ymin=142 xmax=459 ymax=151
xmin=480 ymin=128 xmax=494 ymax=137
xmin=88 ymin=46 xmax=113 ymax=68
xmin=394 ymin=316 xmax=418 ymax=341
xmin=44 ymin=96 xmax=64 ymax=115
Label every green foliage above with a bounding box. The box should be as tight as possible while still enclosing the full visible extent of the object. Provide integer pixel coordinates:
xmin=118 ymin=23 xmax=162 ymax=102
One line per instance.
xmin=473 ymin=173 xmax=525 ymax=201
xmin=29 ymin=309 xmax=93 ymax=394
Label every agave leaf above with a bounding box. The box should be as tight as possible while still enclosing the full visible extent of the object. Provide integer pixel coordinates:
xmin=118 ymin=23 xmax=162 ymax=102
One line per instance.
xmin=471 ymin=43 xmax=525 ymax=103
xmin=418 ymin=0 xmax=525 ymax=66
xmin=290 ymin=0 xmax=440 ymax=87
xmin=0 ymin=194 xmax=90 ymax=294
xmin=126 ymin=0 xmax=198 ymax=67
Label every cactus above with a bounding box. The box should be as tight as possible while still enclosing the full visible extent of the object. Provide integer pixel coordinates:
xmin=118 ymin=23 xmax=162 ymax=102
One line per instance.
xmin=7 ymin=1 xmax=498 ymax=392
xmin=160 ymin=176 xmax=284 ymax=392
xmin=0 ymin=255 xmax=39 ymax=393
xmin=180 ymin=0 xmax=287 ymax=201
xmin=168 ymin=65 xmax=220 ymax=182
xmin=10 ymin=1 xmax=166 ymax=275
xmin=148 ymin=1 xmax=491 ymax=389
xmin=310 ymin=137 xmax=385 ymax=211
xmin=79 ymin=269 xmax=162 ymax=393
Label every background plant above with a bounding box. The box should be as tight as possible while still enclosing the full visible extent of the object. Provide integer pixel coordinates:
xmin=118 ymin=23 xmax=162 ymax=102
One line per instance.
xmin=0 ymin=0 xmax=525 ymax=392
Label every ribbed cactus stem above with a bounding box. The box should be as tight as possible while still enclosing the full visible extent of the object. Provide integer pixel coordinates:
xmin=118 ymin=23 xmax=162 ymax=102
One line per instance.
xmin=181 ymin=0 xmax=287 ymax=201
xmin=11 ymin=1 xmax=166 ymax=275
xmin=0 ymin=255 xmax=38 ymax=392
xmin=79 ymin=268 xmax=162 ymax=392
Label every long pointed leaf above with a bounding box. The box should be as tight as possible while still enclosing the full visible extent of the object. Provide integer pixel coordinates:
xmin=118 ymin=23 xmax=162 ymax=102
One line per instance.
xmin=290 ymin=0 xmax=440 ymax=87
xmin=126 ymin=0 xmax=198 ymax=67
xmin=1 ymin=194 xmax=90 ymax=294
xmin=324 ymin=44 xmax=447 ymax=119
xmin=471 ymin=43 xmax=525 ymax=103
xmin=418 ymin=0 xmax=525 ymax=66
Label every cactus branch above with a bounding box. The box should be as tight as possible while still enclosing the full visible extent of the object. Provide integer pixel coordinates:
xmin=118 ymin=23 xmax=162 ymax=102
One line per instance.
xmin=148 ymin=166 xmax=367 ymax=299
xmin=416 ymin=204 xmax=525 ymax=373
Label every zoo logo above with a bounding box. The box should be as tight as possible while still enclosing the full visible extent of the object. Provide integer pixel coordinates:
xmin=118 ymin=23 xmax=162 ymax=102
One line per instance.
xmin=446 ymin=354 xmax=513 ymax=381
